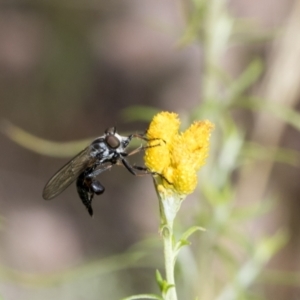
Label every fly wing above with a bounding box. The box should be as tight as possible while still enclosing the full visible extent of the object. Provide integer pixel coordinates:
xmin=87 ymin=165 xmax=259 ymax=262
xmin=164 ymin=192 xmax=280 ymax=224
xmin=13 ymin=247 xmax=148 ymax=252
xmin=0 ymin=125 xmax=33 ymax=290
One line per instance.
xmin=42 ymin=146 xmax=97 ymax=200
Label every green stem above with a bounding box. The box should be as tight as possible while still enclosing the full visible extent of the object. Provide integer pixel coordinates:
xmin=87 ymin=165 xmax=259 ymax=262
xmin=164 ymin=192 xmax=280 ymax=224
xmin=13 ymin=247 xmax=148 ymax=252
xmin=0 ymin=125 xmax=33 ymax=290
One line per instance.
xmin=154 ymin=177 xmax=181 ymax=300
xmin=162 ymin=225 xmax=177 ymax=300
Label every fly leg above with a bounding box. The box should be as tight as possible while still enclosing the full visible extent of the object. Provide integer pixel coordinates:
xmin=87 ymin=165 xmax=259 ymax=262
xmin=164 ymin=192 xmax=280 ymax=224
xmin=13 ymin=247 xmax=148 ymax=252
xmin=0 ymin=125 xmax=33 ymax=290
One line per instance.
xmin=76 ymin=164 xmax=113 ymax=216
xmin=123 ymin=131 xmax=165 ymax=156
xmin=120 ymin=135 xmax=166 ymax=173
xmin=120 ymin=156 xmax=171 ymax=184
xmin=127 ymin=132 xmax=162 ymax=142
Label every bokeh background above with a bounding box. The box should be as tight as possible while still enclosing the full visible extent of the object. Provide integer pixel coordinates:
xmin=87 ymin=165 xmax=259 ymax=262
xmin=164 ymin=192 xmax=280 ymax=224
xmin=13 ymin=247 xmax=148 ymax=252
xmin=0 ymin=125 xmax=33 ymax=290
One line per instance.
xmin=0 ymin=0 xmax=300 ymax=299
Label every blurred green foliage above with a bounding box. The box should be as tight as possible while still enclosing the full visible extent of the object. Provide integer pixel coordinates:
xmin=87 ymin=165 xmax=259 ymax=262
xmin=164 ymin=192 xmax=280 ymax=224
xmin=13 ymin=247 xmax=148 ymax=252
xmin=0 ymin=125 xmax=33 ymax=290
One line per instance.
xmin=2 ymin=0 xmax=300 ymax=299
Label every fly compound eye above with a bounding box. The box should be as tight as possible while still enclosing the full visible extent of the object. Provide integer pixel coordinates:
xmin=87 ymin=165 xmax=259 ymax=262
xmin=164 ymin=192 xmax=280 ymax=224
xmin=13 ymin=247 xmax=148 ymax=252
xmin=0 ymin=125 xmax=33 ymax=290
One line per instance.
xmin=106 ymin=135 xmax=120 ymax=149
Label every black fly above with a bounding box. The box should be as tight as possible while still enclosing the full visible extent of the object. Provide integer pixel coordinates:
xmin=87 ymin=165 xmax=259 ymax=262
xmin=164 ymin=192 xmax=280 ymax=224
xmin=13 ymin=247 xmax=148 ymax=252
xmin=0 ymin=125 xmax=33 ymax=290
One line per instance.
xmin=42 ymin=127 xmax=151 ymax=216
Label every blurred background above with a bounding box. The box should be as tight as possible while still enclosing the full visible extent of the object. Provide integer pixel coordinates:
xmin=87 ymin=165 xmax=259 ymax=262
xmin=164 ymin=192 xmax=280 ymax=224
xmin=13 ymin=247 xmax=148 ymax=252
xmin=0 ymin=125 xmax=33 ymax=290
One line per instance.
xmin=0 ymin=0 xmax=300 ymax=299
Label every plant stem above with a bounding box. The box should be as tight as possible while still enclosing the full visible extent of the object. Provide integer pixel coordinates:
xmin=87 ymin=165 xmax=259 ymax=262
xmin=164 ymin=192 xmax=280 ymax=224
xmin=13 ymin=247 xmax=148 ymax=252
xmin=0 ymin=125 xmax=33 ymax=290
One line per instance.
xmin=162 ymin=224 xmax=177 ymax=300
xmin=154 ymin=177 xmax=181 ymax=300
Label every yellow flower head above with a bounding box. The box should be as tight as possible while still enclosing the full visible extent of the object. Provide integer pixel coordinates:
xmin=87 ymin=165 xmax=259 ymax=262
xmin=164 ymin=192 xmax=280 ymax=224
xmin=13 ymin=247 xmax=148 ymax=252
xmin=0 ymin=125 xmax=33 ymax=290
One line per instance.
xmin=144 ymin=112 xmax=214 ymax=196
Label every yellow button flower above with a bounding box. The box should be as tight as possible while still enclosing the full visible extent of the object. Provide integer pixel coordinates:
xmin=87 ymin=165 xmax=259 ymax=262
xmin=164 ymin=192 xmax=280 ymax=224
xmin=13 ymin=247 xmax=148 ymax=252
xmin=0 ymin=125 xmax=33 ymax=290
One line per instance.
xmin=144 ymin=112 xmax=214 ymax=196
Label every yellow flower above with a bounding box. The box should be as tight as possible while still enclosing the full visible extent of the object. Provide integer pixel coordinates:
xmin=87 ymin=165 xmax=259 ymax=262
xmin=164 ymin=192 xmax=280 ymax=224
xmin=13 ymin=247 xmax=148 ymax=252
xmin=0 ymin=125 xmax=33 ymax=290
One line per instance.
xmin=144 ymin=112 xmax=214 ymax=196
xmin=144 ymin=112 xmax=179 ymax=174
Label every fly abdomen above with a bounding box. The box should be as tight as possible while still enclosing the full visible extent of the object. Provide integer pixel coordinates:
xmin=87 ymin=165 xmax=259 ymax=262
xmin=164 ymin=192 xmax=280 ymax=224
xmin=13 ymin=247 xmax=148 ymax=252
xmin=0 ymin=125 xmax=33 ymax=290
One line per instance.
xmin=76 ymin=173 xmax=94 ymax=216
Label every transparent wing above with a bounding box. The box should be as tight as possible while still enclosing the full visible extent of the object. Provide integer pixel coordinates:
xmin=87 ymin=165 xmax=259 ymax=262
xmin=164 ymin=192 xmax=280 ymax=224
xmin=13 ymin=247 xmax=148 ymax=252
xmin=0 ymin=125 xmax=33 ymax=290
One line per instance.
xmin=42 ymin=147 xmax=97 ymax=200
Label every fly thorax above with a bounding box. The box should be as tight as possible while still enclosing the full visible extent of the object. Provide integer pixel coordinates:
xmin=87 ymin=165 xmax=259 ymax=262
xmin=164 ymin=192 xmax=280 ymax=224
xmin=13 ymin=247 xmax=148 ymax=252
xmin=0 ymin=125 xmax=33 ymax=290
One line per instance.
xmin=90 ymin=141 xmax=107 ymax=158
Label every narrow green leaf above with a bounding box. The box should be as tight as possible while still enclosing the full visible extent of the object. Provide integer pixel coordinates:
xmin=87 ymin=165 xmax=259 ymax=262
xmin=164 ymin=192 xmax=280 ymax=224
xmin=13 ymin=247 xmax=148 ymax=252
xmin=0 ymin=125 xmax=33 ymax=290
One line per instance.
xmin=177 ymin=0 xmax=207 ymax=46
xmin=155 ymin=269 xmax=173 ymax=295
xmin=121 ymin=106 xmax=160 ymax=122
xmin=155 ymin=269 xmax=164 ymax=291
xmin=162 ymin=283 xmax=175 ymax=296
xmin=237 ymin=96 xmax=300 ymax=132
xmin=230 ymin=199 xmax=273 ymax=222
xmin=216 ymin=230 xmax=288 ymax=300
xmin=174 ymin=226 xmax=205 ymax=256
xmin=1 ymin=121 xmax=90 ymax=157
xmin=122 ymin=294 xmax=163 ymax=300
xmin=180 ymin=226 xmax=206 ymax=242
xmin=242 ymin=142 xmax=300 ymax=166
xmin=228 ymin=59 xmax=263 ymax=102
xmin=177 ymin=239 xmax=191 ymax=247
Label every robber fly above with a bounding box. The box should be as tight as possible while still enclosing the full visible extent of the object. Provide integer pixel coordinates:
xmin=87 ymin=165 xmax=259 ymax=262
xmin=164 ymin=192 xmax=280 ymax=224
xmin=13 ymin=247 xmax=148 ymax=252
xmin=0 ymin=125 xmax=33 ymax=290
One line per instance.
xmin=42 ymin=127 xmax=151 ymax=216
